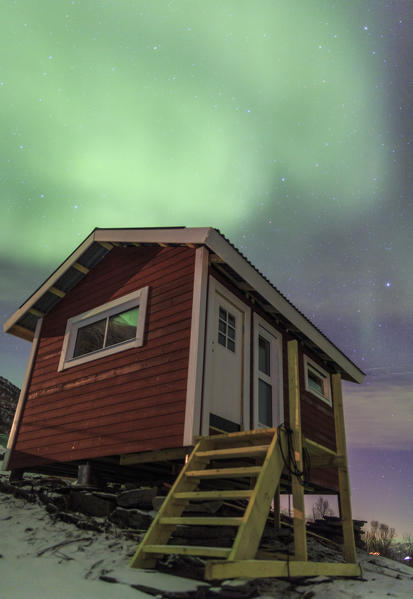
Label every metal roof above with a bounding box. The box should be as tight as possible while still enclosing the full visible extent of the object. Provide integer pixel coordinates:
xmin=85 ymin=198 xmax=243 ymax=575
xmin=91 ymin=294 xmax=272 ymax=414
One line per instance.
xmin=3 ymin=227 xmax=365 ymax=383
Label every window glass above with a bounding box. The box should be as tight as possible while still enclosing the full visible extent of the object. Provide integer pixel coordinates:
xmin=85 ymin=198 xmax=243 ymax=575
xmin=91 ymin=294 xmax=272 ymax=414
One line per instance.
xmin=73 ymin=318 xmax=106 ymax=358
xmin=258 ymin=335 xmax=270 ymax=375
xmin=218 ymin=305 xmax=236 ymax=352
xmin=258 ymin=379 xmax=272 ymax=426
xmin=107 ymin=307 xmax=139 ymax=347
xmin=308 ymin=370 xmax=324 ymax=395
xmin=218 ymin=332 xmax=226 ymax=346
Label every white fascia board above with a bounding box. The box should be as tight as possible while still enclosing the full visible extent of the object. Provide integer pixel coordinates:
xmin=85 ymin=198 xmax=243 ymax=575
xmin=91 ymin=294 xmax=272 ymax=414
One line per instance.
xmin=3 ymin=231 xmax=96 ymax=335
xmin=93 ymin=227 xmax=213 ymax=245
xmin=205 ymin=229 xmax=364 ymax=384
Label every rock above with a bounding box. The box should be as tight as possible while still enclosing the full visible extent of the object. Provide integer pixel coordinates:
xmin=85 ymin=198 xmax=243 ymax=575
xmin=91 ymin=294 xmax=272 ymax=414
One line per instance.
xmin=54 ymin=511 xmax=103 ymax=532
xmin=70 ymin=490 xmax=116 ymax=517
xmin=184 ymin=501 xmax=223 ymax=514
xmin=0 ymin=376 xmax=19 ymax=435
xmin=39 ymin=490 xmax=70 ymax=511
xmin=221 ymin=578 xmax=251 ymax=589
xmin=173 ymin=525 xmax=235 ymax=540
xmin=0 ymin=481 xmax=37 ymax=503
xmin=116 ymin=487 xmax=157 ymax=509
xmin=152 ymin=495 xmax=166 ymax=511
xmin=99 ymin=575 xmax=119 ymax=584
xmin=109 ymin=506 xmax=153 ymax=529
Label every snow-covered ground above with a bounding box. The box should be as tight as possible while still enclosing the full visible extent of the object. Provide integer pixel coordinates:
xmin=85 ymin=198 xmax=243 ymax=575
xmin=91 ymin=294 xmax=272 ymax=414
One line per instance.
xmin=1 ymin=472 xmax=412 ymax=598
xmin=0 ymin=473 xmax=208 ymax=598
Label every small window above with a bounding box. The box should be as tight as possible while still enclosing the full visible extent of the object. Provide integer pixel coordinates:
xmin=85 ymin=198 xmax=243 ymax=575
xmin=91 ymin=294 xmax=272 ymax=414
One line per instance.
xmin=58 ymin=287 xmax=149 ymax=371
xmin=304 ymin=356 xmax=331 ymax=406
xmin=73 ymin=306 xmax=139 ymax=358
xmin=218 ymin=306 xmax=236 ymax=352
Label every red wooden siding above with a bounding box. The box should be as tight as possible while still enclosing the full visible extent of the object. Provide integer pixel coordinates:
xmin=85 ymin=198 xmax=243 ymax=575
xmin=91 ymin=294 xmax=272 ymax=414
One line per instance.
xmin=298 ymin=346 xmax=339 ymax=491
xmin=9 ymin=246 xmax=195 ymax=469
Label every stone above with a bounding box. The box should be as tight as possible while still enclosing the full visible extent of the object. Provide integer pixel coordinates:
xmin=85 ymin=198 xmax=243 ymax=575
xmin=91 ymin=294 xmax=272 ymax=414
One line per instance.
xmin=152 ymin=495 xmax=166 ymax=511
xmin=69 ymin=490 xmax=115 ymax=517
xmin=109 ymin=506 xmax=153 ymax=529
xmin=173 ymin=525 xmax=235 ymax=540
xmin=39 ymin=490 xmax=70 ymax=511
xmin=116 ymin=487 xmax=157 ymax=509
xmin=184 ymin=501 xmax=223 ymax=514
xmin=54 ymin=511 xmax=103 ymax=532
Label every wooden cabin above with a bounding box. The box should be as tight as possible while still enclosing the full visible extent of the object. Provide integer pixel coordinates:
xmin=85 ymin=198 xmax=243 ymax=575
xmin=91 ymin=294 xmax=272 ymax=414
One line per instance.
xmin=3 ymin=227 xmax=364 ymax=493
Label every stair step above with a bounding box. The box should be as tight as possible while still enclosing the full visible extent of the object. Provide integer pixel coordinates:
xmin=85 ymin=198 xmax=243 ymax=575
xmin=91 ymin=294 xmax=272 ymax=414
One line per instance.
xmin=202 ymin=428 xmax=276 ymax=443
xmin=159 ymin=516 xmax=243 ymax=526
xmin=174 ymin=490 xmax=253 ymax=501
xmin=186 ymin=466 xmax=261 ymax=479
xmin=196 ymin=445 xmax=269 ymax=460
xmin=143 ymin=544 xmax=231 ymax=558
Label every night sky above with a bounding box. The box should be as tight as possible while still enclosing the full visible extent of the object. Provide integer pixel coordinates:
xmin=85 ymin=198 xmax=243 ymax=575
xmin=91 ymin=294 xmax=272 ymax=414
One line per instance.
xmin=1 ymin=1 xmax=412 ymax=537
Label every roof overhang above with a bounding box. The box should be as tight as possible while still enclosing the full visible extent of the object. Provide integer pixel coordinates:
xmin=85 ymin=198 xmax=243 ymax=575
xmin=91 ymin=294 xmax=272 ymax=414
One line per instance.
xmin=4 ymin=227 xmax=365 ymax=384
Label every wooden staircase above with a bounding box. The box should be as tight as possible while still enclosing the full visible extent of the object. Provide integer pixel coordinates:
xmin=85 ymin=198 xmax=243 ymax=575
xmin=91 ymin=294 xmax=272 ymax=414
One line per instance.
xmin=130 ymin=342 xmax=361 ymax=580
xmin=130 ymin=425 xmax=361 ymax=580
xmin=130 ymin=427 xmax=286 ymax=567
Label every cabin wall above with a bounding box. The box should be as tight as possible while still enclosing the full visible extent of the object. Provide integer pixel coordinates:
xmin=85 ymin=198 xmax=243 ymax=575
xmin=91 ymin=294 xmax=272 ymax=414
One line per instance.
xmin=298 ymin=345 xmax=339 ymax=491
xmin=9 ymin=246 xmax=195 ymax=470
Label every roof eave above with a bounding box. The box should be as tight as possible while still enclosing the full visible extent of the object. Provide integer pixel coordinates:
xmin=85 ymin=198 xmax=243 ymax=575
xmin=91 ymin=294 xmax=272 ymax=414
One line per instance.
xmin=2 ymin=228 xmax=213 ymax=340
xmin=205 ymin=229 xmax=365 ymax=384
xmin=3 ymin=230 xmax=96 ymax=336
xmin=4 ymin=226 xmax=364 ymax=384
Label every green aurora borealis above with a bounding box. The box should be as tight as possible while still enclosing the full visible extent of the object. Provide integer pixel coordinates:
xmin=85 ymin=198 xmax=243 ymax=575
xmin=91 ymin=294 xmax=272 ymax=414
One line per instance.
xmin=2 ymin=0 xmax=387 ymax=264
xmin=1 ymin=2 xmax=412 ymax=537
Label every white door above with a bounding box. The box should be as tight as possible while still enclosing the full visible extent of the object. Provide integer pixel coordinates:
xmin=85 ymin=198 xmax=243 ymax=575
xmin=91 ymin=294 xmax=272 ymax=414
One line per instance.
xmin=253 ymin=315 xmax=283 ymax=429
xmin=202 ymin=278 xmax=250 ymax=434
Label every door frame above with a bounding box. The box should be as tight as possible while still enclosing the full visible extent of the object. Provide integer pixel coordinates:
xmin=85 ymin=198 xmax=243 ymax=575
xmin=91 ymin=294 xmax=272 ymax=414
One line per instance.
xmin=201 ymin=276 xmax=251 ymax=435
xmin=252 ymin=313 xmax=284 ymax=429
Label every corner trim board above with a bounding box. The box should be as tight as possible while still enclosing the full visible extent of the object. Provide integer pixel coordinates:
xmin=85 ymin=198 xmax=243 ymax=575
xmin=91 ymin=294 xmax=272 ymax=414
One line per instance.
xmin=183 ymin=246 xmax=209 ymax=445
xmin=3 ymin=318 xmax=43 ymax=471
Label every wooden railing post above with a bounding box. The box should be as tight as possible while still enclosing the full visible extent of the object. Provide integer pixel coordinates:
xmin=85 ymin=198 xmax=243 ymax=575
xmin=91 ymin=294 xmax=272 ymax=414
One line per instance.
xmin=332 ymin=373 xmax=357 ymax=563
xmin=287 ymin=339 xmax=307 ymax=561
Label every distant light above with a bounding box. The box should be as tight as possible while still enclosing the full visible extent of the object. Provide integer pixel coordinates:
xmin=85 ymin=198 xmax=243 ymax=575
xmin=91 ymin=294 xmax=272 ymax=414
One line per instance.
xmin=404 ymin=556 xmax=412 ymax=561
xmin=385 ymin=281 xmax=391 ymax=287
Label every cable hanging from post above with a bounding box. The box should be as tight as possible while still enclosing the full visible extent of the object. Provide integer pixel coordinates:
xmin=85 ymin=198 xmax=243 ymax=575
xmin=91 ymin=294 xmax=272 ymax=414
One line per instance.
xmin=277 ymin=423 xmax=311 ymax=486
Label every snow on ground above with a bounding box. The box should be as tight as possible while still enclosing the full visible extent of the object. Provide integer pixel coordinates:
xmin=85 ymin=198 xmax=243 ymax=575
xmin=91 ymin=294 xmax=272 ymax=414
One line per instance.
xmin=1 ymin=472 xmax=412 ymax=598
xmin=0 ymin=474 xmax=208 ymax=598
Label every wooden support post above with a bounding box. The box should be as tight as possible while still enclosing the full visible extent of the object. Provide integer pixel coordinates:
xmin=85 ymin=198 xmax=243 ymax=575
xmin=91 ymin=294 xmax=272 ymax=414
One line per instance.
xmin=273 ymin=486 xmax=280 ymax=530
xmin=332 ymin=373 xmax=357 ymax=563
xmin=287 ymin=339 xmax=307 ymax=561
xmin=9 ymin=469 xmax=24 ymax=482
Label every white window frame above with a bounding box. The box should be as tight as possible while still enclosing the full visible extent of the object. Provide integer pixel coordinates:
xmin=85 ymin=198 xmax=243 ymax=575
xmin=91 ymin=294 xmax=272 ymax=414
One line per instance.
xmin=253 ymin=314 xmax=283 ymax=429
xmin=58 ymin=287 xmax=149 ymax=371
xmin=304 ymin=355 xmax=332 ymax=406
